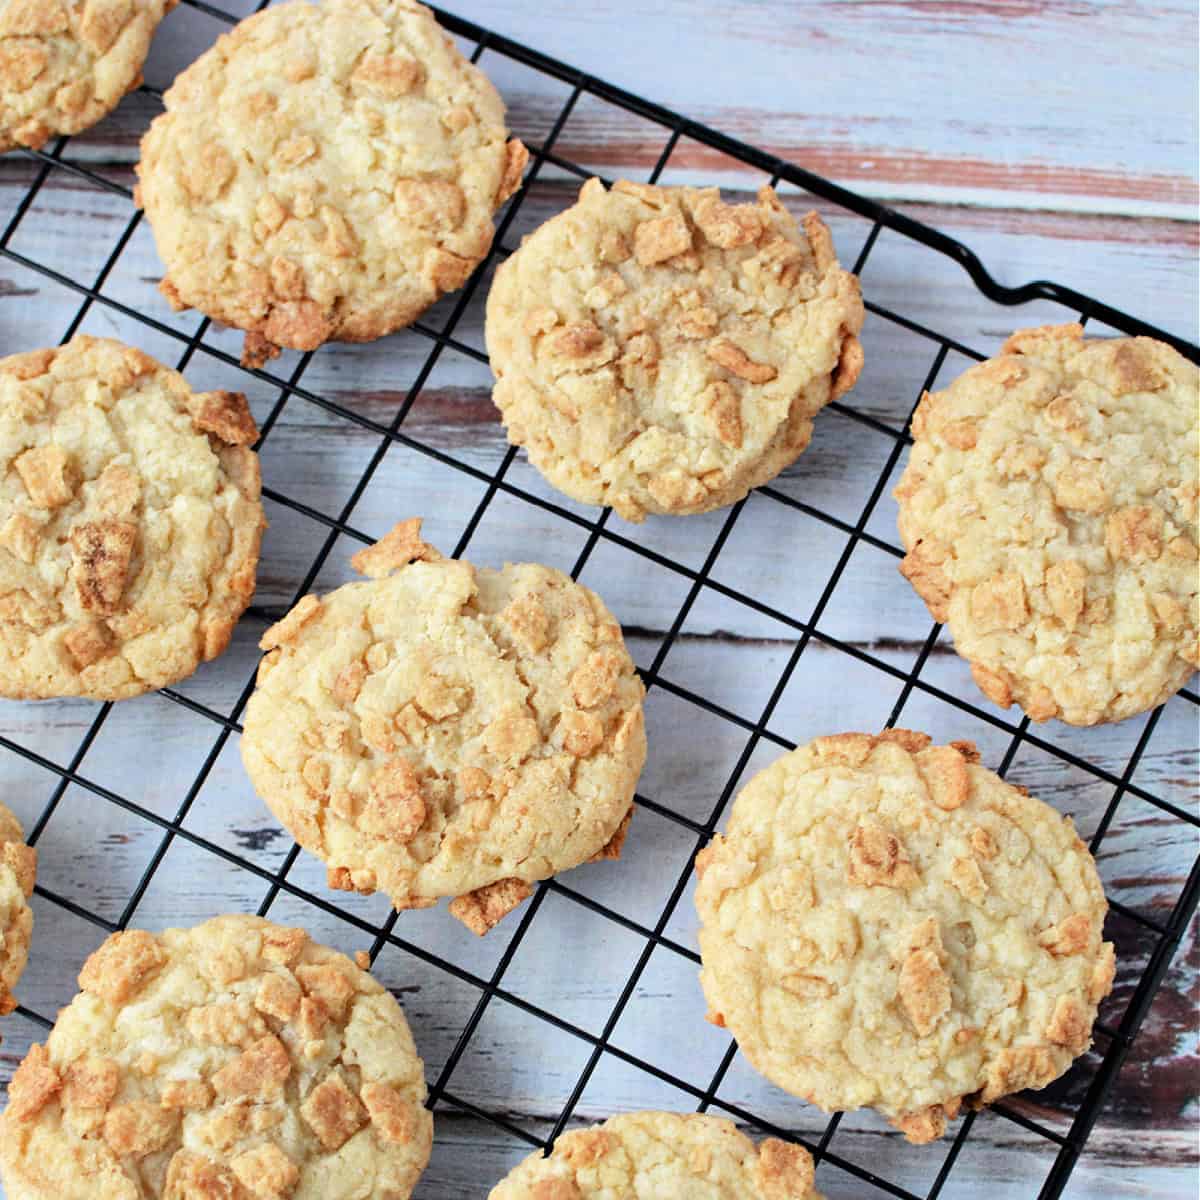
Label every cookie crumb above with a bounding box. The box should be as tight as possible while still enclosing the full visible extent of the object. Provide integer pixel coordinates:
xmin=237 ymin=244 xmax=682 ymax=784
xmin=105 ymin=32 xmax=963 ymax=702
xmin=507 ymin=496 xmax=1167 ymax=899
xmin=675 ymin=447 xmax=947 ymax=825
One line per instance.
xmin=449 ymin=877 xmax=533 ymax=936
xmin=350 ymin=518 xmax=442 ymax=578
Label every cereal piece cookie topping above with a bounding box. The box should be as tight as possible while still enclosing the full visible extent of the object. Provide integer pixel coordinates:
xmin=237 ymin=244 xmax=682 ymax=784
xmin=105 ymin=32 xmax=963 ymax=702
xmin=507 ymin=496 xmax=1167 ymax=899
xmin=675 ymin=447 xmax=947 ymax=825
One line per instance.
xmin=0 ymin=0 xmax=175 ymax=153
xmin=0 ymin=335 xmax=264 ymax=701
xmin=486 ymin=178 xmax=864 ymax=521
xmin=0 ymin=915 xmax=432 ymax=1199
xmin=488 ymin=1110 xmax=824 ymax=1199
xmin=895 ymin=323 xmax=1198 ymax=724
xmin=241 ymin=519 xmax=646 ymax=931
xmin=136 ymin=0 xmax=527 ymax=366
xmin=695 ymin=730 xmax=1115 ymax=1141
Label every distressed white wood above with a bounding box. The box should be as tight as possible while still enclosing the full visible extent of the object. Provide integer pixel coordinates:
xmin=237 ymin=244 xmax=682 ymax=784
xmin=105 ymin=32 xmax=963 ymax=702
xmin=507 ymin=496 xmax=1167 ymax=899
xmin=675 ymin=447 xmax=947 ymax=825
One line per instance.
xmin=0 ymin=2 xmax=1197 ymax=1198
xmin=461 ymin=0 xmax=1200 ymax=219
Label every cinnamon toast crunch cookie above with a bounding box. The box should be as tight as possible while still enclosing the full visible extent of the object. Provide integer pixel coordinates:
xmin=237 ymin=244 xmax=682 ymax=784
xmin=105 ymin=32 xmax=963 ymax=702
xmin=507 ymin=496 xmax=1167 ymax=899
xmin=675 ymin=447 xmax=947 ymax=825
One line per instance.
xmin=0 ymin=799 xmax=35 ymax=1017
xmin=0 ymin=915 xmax=432 ymax=1199
xmin=488 ymin=1110 xmax=823 ymax=1199
xmin=895 ymin=323 xmax=1198 ymax=725
xmin=486 ymin=178 xmax=864 ymax=521
xmin=0 ymin=0 xmax=175 ymax=154
xmin=695 ymin=730 xmax=1114 ymax=1142
xmin=240 ymin=519 xmax=646 ymax=933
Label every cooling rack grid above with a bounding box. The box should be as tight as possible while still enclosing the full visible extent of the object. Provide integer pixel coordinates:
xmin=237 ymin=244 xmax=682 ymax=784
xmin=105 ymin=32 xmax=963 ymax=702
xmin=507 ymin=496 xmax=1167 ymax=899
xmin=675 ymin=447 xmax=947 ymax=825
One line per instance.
xmin=0 ymin=2 xmax=1196 ymax=1196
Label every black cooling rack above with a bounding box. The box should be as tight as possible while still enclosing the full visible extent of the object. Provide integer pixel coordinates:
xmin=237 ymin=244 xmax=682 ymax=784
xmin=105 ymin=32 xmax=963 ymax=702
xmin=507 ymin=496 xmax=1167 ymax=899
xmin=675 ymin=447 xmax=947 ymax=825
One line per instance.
xmin=1 ymin=1 xmax=1197 ymax=1197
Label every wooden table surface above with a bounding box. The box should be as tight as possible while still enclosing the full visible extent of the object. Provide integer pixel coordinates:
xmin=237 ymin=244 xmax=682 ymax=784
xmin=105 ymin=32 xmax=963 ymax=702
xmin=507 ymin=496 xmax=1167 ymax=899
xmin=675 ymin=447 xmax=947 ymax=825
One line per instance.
xmin=0 ymin=2 xmax=1197 ymax=1197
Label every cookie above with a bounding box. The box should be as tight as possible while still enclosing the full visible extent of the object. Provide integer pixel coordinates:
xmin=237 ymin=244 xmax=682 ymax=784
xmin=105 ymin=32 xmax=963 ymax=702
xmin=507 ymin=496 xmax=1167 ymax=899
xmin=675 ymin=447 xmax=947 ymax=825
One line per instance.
xmin=240 ymin=518 xmax=646 ymax=933
xmin=0 ymin=914 xmax=433 ymax=1199
xmin=485 ymin=178 xmax=864 ymax=522
xmin=0 ymin=800 xmax=35 ymax=1016
xmin=894 ymin=323 xmax=1199 ymax=725
xmin=136 ymin=0 xmax=528 ymax=367
xmin=488 ymin=1110 xmax=823 ymax=1200
xmin=695 ymin=729 xmax=1115 ymax=1143
xmin=0 ymin=0 xmax=175 ymax=154
xmin=0 ymin=336 xmax=265 ymax=701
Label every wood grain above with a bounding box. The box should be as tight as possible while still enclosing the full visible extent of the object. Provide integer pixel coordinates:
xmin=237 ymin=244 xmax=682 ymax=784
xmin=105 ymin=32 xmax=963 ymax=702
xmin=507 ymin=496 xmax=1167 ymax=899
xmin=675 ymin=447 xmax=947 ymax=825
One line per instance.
xmin=0 ymin=1 xmax=1196 ymax=1197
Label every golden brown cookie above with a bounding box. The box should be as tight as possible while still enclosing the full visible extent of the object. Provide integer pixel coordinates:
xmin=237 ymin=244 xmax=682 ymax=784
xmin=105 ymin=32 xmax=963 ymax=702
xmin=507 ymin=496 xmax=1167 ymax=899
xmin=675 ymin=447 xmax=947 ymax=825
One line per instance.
xmin=0 ymin=0 xmax=175 ymax=154
xmin=0 ymin=336 xmax=265 ymax=701
xmin=485 ymin=178 xmax=864 ymax=521
xmin=695 ymin=729 xmax=1115 ymax=1143
xmin=136 ymin=0 xmax=527 ymax=367
xmin=895 ymin=323 xmax=1198 ymax=725
xmin=240 ymin=519 xmax=646 ymax=933
xmin=0 ymin=799 xmax=35 ymax=1016
xmin=488 ymin=1110 xmax=824 ymax=1199
xmin=0 ymin=915 xmax=432 ymax=1200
